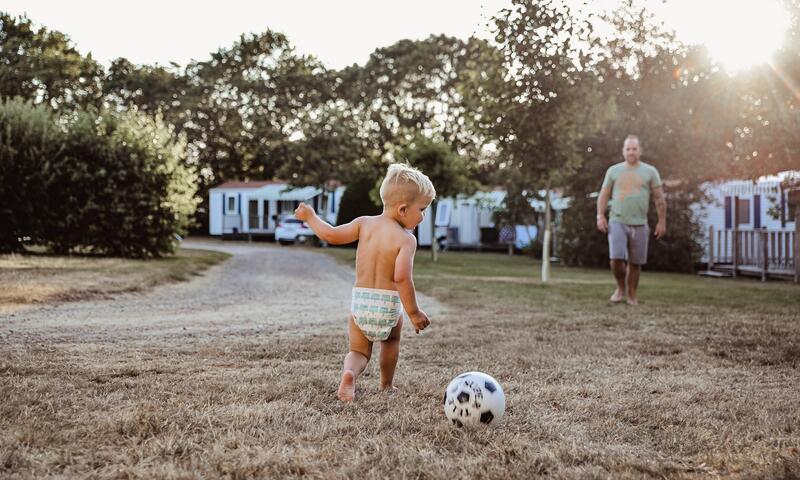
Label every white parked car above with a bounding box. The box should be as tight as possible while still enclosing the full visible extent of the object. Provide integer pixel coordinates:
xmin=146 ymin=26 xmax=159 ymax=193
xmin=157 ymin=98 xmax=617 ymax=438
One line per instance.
xmin=275 ymin=218 xmax=317 ymax=245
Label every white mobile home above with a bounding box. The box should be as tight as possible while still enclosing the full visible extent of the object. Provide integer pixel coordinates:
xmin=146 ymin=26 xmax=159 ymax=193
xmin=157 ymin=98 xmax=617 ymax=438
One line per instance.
xmin=694 ymin=171 xmax=798 ymax=278
xmin=209 ymin=181 xmax=345 ymax=236
xmin=417 ymin=189 xmax=570 ymax=250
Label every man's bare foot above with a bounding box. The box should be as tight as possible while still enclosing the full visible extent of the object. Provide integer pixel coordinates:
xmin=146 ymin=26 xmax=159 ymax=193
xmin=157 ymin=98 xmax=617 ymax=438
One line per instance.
xmin=337 ymin=370 xmax=356 ymax=402
xmin=609 ymin=289 xmax=625 ymax=303
xmin=380 ymin=385 xmax=398 ymax=394
xmin=626 ymin=297 xmax=639 ymax=306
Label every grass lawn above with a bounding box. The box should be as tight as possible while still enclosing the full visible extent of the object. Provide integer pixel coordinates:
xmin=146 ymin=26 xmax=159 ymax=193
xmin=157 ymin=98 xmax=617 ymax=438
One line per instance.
xmin=0 ymin=248 xmax=230 ymax=314
xmin=1 ymin=247 xmax=798 ymax=479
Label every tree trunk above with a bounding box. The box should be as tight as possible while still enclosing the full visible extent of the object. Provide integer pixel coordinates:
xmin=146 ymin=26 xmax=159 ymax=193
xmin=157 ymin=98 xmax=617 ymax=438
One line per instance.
xmin=541 ymin=191 xmax=552 ymax=283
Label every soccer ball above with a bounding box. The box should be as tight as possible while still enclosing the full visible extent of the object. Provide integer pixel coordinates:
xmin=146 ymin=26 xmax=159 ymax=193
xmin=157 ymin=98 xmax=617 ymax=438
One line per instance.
xmin=443 ymin=371 xmax=505 ymax=427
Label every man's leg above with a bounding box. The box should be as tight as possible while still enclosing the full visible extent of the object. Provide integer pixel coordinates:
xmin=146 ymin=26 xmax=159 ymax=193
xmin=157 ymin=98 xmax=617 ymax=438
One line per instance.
xmin=607 ymin=222 xmax=627 ymax=302
xmin=338 ymin=315 xmax=371 ymax=402
xmin=626 ymin=263 xmax=641 ymax=305
xmin=626 ymin=225 xmax=649 ymax=305
xmin=379 ymin=316 xmax=403 ymax=391
xmin=610 ymin=260 xmax=627 ymax=302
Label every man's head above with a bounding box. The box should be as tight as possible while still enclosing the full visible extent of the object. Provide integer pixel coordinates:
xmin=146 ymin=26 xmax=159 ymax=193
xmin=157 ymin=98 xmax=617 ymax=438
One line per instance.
xmin=379 ymin=163 xmax=436 ymax=228
xmin=622 ymin=135 xmax=642 ymax=165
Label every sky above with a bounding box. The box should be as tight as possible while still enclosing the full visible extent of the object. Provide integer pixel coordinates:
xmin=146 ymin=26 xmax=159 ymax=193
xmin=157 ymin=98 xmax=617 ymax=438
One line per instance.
xmin=2 ymin=0 xmax=792 ymax=71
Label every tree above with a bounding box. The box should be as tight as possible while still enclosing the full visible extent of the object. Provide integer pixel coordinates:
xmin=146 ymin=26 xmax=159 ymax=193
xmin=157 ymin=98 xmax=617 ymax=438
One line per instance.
xmin=335 ymin=36 xmax=499 ymax=169
xmin=179 ymin=30 xmax=331 ymax=230
xmin=102 ymin=58 xmax=190 ymax=130
xmin=719 ymin=0 xmax=800 ymax=179
xmin=398 ymin=136 xmax=478 ymax=261
xmin=277 ymin=104 xmax=375 ymax=188
xmin=0 ymin=13 xmax=103 ymax=110
xmin=481 ymin=0 xmax=613 ymax=280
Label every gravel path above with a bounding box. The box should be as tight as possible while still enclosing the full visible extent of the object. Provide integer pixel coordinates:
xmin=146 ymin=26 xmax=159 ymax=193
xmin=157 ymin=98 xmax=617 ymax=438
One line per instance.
xmin=1 ymin=240 xmax=442 ymax=344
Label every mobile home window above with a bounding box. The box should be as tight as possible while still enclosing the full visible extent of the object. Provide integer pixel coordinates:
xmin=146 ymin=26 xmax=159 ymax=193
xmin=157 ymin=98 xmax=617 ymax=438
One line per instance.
xmin=737 ymin=198 xmax=750 ymax=225
xmin=228 ymin=196 xmax=235 ymax=212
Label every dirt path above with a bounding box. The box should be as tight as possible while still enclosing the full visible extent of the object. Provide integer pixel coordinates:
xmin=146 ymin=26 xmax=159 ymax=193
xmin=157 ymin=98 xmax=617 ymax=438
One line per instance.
xmin=1 ymin=239 xmax=443 ymax=344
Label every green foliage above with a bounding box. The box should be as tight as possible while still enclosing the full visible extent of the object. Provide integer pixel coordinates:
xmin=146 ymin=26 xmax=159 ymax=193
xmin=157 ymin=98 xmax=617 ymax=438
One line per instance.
xmin=336 ymin=170 xmax=382 ymax=226
xmin=0 ymin=13 xmax=103 ymax=110
xmin=102 ymin=58 xmax=189 ymax=129
xmin=278 ymin=105 xmax=372 ymax=188
xmin=0 ymin=98 xmax=63 ymax=251
xmin=479 ymin=0 xmax=614 ymax=238
xmin=0 ymin=99 xmax=197 ymax=257
xmin=558 ymin=152 xmax=703 ymax=272
xmin=46 ymin=108 xmax=198 ymax=257
xmin=397 ymin=136 xmax=478 ymax=200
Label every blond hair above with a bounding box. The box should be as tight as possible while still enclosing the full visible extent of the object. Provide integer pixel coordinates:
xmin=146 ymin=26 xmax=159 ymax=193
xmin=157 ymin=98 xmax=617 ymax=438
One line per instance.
xmin=379 ymin=163 xmax=436 ymax=206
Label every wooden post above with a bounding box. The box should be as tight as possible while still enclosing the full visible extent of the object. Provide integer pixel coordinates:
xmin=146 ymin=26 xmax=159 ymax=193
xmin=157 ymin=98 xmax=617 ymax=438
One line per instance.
xmin=430 ymin=200 xmax=438 ymax=263
xmin=541 ymin=191 xmax=551 ymax=283
xmin=708 ymin=225 xmax=715 ymax=271
xmin=761 ymin=229 xmax=768 ymax=282
xmin=795 ymin=205 xmax=799 ymax=284
xmin=732 ymin=196 xmax=739 ymax=278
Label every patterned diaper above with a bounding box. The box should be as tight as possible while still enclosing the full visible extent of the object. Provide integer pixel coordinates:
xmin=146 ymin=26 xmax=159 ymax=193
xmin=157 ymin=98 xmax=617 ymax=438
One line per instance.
xmin=351 ymin=287 xmax=403 ymax=342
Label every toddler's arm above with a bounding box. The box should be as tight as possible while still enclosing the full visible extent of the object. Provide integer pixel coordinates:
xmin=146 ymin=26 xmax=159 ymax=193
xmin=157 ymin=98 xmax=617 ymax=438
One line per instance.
xmin=294 ymin=202 xmax=361 ymax=245
xmin=394 ymin=234 xmax=430 ymax=333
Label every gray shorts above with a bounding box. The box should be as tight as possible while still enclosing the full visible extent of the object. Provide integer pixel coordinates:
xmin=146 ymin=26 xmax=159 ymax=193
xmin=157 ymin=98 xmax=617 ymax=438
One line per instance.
xmin=608 ymin=222 xmax=649 ymax=265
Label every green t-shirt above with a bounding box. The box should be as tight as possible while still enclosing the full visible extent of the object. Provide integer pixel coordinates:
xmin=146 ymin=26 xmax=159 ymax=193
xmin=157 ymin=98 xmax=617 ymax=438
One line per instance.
xmin=601 ymin=161 xmax=662 ymax=226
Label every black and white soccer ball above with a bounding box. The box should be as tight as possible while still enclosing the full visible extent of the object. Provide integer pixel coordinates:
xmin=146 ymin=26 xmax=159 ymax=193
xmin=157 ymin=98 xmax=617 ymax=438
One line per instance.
xmin=443 ymin=371 xmax=505 ymax=427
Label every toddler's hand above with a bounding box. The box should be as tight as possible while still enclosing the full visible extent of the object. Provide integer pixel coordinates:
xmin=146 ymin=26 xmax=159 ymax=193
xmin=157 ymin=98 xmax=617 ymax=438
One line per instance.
xmin=409 ymin=310 xmax=430 ymax=334
xmin=294 ymin=202 xmax=314 ymax=221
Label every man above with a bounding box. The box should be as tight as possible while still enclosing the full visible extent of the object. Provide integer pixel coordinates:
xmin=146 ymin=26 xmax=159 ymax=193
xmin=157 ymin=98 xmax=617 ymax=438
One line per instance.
xmin=596 ymin=135 xmax=666 ymax=305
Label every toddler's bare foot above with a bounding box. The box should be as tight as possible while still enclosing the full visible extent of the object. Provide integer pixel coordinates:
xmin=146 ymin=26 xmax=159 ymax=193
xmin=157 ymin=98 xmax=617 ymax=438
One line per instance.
xmin=626 ymin=297 xmax=639 ymax=306
xmin=609 ymin=289 xmax=625 ymax=303
xmin=337 ymin=370 xmax=356 ymax=402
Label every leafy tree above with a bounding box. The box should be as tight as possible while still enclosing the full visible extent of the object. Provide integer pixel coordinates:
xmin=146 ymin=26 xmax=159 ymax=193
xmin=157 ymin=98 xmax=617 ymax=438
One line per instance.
xmin=719 ymin=0 xmax=800 ymax=178
xmin=0 ymin=13 xmax=103 ymax=110
xmin=558 ymin=1 xmax=714 ymax=271
xmin=102 ymin=58 xmax=190 ymax=130
xmin=335 ymin=36 xmax=499 ymax=168
xmin=277 ymin=104 xmax=375 ymax=188
xmin=398 ymin=136 xmax=478 ymax=261
xmin=181 ymin=31 xmax=330 ymax=230
xmin=481 ymin=0 xmax=613 ymax=279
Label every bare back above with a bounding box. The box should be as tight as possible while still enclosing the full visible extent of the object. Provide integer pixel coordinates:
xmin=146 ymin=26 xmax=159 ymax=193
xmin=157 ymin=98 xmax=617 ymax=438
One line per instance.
xmin=354 ymin=215 xmax=414 ymax=291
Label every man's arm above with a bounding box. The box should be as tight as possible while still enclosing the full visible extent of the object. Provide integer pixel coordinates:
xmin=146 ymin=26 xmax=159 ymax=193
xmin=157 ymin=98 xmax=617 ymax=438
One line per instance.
xmin=596 ymin=186 xmax=611 ymax=233
xmin=652 ymin=186 xmax=667 ymax=239
xmin=294 ymin=202 xmax=361 ymax=245
xmin=394 ymin=235 xmax=430 ymax=333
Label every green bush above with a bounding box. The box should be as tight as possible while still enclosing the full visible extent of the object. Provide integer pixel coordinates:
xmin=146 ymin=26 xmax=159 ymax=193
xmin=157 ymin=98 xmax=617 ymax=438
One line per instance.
xmin=559 ymin=186 xmax=703 ymax=272
xmin=336 ymin=170 xmax=381 ymax=226
xmin=0 ymin=98 xmax=63 ymax=252
xmin=0 ymin=98 xmax=198 ymax=257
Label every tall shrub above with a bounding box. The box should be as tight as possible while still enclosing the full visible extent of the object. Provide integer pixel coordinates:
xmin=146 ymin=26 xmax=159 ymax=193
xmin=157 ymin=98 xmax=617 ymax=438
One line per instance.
xmin=44 ymin=109 xmax=198 ymax=257
xmin=0 ymin=98 xmax=63 ymax=252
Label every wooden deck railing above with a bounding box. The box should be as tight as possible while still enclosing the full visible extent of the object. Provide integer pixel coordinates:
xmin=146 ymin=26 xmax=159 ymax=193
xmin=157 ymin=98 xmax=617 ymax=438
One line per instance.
xmin=707 ymin=226 xmax=798 ymax=282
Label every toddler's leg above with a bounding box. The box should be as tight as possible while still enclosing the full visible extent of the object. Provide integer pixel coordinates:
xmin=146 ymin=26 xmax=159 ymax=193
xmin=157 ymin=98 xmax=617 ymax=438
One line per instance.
xmin=338 ymin=315 xmax=371 ymax=402
xmin=379 ymin=315 xmax=403 ymax=390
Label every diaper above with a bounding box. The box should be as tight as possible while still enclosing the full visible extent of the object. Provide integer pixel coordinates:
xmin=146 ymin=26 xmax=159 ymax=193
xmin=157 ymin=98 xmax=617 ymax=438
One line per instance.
xmin=350 ymin=287 xmax=402 ymax=342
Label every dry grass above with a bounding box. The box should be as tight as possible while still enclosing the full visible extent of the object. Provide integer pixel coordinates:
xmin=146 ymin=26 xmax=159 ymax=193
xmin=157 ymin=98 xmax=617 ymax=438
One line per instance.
xmin=0 ymin=248 xmax=229 ymax=314
xmin=2 ymin=248 xmax=799 ymax=479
